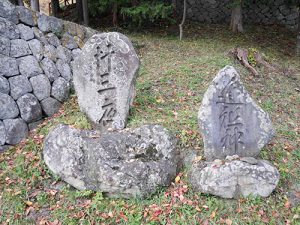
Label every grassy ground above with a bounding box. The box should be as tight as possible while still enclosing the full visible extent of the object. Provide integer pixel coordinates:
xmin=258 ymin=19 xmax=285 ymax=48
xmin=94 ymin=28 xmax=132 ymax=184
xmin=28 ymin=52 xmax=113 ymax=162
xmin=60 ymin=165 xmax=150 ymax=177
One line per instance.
xmin=0 ymin=24 xmax=299 ymax=224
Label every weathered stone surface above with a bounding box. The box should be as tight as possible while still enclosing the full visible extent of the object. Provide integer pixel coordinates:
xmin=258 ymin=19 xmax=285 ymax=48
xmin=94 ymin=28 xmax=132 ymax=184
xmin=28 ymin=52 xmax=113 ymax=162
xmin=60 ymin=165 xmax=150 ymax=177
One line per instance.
xmin=45 ymin=33 xmax=60 ymax=47
xmin=0 ymin=17 xmax=20 ymax=39
xmin=56 ymin=59 xmax=72 ymax=81
xmin=28 ymin=119 xmax=43 ymax=131
xmin=28 ymin=39 xmax=44 ymax=61
xmin=0 ymin=121 xmax=6 ymax=146
xmin=32 ymin=27 xmax=48 ymax=45
xmin=18 ymin=55 xmax=43 ymax=78
xmin=61 ymin=33 xmax=78 ymax=50
xmin=189 ymin=157 xmax=280 ymax=198
xmin=57 ymin=45 xmax=72 ymax=63
xmin=37 ymin=14 xmax=63 ymax=33
xmin=0 ymin=93 xmax=19 ymax=119
xmin=0 ymin=36 xmax=10 ymax=56
xmin=0 ymin=0 xmax=18 ymax=24
xmin=71 ymin=48 xmax=82 ymax=60
xmin=9 ymin=75 xmax=32 ymax=100
xmin=63 ymin=22 xmax=85 ymax=40
xmin=17 ymin=6 xmax=38 ymax=26
xmin=51 ymin=77 xmax=70 ymax=102
xmin=10 ymin=39 xmax=31 ymax=57
xmin=41 ymin=58 xmax=60 ymax=82
xmin=74 ymin=33 xmax=139 ymax=131
xmin=43 ymin=124 xmax=179 ymax=198
xmin=0 ymin=55 xmax=19 ymax=77
xmin=198 ymin=66 xmax=275 ymax=161
xmin=41 ymin=97 xmax=62 ymax=117
xmin=0 ymin=76 xmax=10 ymax=94
xmin=44 ymin=44 xmax=57 ymax=61
xmin=30 ymin=74 xmax=51 ymax=100
xmin=17 ymin=24 xmax=34 ymax=41
xmin=17 ymin=93 xmax=42 ymax=123
xmin=0 ymin=145 xmax=11 ymax=153
xmin=3 ymin=118 xmax=28 ymax=145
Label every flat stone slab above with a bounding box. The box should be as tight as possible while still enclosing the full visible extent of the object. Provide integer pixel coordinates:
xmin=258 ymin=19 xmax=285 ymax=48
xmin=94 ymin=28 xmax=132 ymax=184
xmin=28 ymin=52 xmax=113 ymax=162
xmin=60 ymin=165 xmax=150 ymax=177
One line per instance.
xmin=43 ymin=124 xmax=179 ymax=198
xmin=198 ymin=66 xmax=275 ymax=161
xmin=189 ymin=156 xmax=280 ymax=198
xmin=73 ymin=32 xmax=139 ymax=132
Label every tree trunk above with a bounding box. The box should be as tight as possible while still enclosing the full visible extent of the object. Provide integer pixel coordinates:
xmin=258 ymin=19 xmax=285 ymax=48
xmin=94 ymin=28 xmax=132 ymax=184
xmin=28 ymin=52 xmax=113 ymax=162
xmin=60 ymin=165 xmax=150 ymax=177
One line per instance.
xmin=30 ymin=0 xmax=39 ymax=11
xmin=113 ymin=2 xmax=118 ymax=26
xmin=51 ymin=0 xmax=60 ymax=17
xmin=179 ymin=0 xmax=186 ymax=40
xmin=230 ymin=1 xmax=243 ymax=33
xmin=77 ymin=0 xmax=84 ymax=22
xmin=297 ymin=5 xmax=300 ymax=56
xmin=82 ymin=0 xmax=89 ymax=26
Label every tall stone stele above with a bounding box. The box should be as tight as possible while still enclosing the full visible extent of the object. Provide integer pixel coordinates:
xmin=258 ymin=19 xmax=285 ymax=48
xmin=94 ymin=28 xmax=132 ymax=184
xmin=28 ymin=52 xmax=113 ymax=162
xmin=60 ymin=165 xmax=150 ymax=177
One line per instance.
xmin=198 ymin=66 xmax=275 ymax=161
xmin=188 ymin=66 xmax=279 ymax=199
xmin=73 ymin=33 xmax=139 ymax=132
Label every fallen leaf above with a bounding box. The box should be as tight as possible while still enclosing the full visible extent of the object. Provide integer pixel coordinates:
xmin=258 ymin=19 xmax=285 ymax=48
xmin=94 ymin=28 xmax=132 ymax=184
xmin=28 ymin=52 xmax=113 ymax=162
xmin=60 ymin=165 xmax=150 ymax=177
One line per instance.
xmin=175 ymin=176 xmax=180 ymax=183
xmin=225 ymin=218 xmax=233 ymax=225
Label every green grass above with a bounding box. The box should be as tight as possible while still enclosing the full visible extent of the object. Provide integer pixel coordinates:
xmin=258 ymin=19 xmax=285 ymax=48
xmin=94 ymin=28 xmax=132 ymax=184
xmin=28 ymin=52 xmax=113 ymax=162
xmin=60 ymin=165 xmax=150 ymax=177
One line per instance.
xmin=0 ymin=24 xmax=300 ymax=224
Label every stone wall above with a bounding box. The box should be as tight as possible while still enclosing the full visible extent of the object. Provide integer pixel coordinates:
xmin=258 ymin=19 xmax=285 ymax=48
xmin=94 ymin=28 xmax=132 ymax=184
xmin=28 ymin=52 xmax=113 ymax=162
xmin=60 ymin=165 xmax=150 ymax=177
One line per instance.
xmin=176 ymin=0 xmax=299 ymax=30
xmin=0 ymin=0 xmax=97 ymax=151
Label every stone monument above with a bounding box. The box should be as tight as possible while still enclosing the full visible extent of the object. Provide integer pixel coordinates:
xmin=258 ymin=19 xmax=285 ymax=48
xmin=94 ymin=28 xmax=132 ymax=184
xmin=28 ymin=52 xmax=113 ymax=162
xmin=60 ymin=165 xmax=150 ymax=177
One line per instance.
xmin=189 ymin=66 xmax=280 ymax=198
xmin=73 ymin=32 xmax=139 ymax=132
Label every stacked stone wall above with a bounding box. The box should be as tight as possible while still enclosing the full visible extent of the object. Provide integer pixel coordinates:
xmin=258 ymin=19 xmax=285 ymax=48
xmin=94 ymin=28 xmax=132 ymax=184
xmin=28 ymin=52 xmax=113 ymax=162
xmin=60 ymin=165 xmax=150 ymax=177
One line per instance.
xmin=0 ymin=0 xmax=97 ymax=151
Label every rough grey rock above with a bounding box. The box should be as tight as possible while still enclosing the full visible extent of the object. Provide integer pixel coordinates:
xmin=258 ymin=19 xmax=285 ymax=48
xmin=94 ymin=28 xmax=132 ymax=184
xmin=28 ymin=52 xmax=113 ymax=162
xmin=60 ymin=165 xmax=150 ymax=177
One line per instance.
xmin=43 ymin=124 xmax=179 ymax=198
xmin=0 ymin=145 xmax=11 ymax=153
xmin=0 ymin=76 xmax=10 ymax=94
xmin=18 ymin=55 xmax=43 ymax=78
xmin=51 ymin=77 xmax=70 ymax=102
xmin=0 ymin=36 xmax=10 ymax=56
xmin=41 ymin=97 xmax=62 ymax=117
xmin=56 ymin=59 xmax=72 ymax=81
xmin=32 ymin=27 xmax=48 ymax=45
xmin=17 ymin=93 xmax=42 ymax=123
xmin=10 ymin=39 xmax=31 ymax=57
xmin=61 ymin=33 xmax=78 ymax=50
xmin=0 ymin=17 xmax=20 ymax=39
xmin=30 ymin=74 xmax=51 ymax=100
xmin=71 ymin=48 xmax=82 ymax=60
xmin=0 ymin=55 xmax=19 ymax=77
xmin=44 ymin=44 xmax=57 ymax=62
xmin=9 ymin=75 xmax=32 ymax=100
xmin=189 ymin=158 xmax=280 ymax=198
xmin=17 ymin=24 xmax=34 ymax=41
xmin=41 ymin=57 xmax=60 ymax=82
xmin=73 ymin=32 xmax=140 ymax=131
xmin=37 ymin=14 xmax=63 ymax=33
xmin=16 ymin=6 xmax=38 ymax=26
xmin=287 ymin=183 xmax=300 ymax=207
xmin=28 ymin=119 xmax=43 ymax=131
xmin=27 ymin=39 xmax=44 ymax=61
xmin=198 ymin=66 xmax=275 ymax=161
xmin=57 ymin=45 xmax=72 ymax=63
xmin=45 ymin=33 xmax=60 ymax=47
xmin=3 ymin=118 xmax=28 ymax=145
xmin=0 ymin=121 xmax=6 ymax=146
xmin=0 ymin=93 xmax=19 ymax=119
xmin=0 ymin=0 xmax=18 ymax=24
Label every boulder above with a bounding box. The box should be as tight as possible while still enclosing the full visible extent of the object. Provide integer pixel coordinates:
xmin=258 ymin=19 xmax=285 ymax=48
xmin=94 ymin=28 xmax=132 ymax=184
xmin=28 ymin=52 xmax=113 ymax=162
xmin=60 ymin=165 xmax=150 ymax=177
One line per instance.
xmin=45 ymin=33 xmax=60 ymax=47
xmin=17 ymin=24 xmax=34 ymax=41
xmin=3 ymin=118 xmax=28 ymax=145
xmin=73 ymin=33 xmax=139 ymax=131
xmin=0 ymin=76 xmax=10 ymax=94
xmin=10 ymin=39 xmax=31 ymax=58
xmin=17 ymin=6 xmax=38 ymax=26
xmin=18 ymin=55 xmax=43 ymax=78
xmin=198 ymin=66 xmax=275 ymax=161
xmin=41 ymin=57 xmax=60 ymax=82
xmin=30 ymin=74 xmax=51 ymax=101
xmin=189 ymin=157 xmax=280 ymax=198
xmin=0 ymin=121 xmax=6 ymax=146
xmin=0 ymin=17 xmax=20 ymax=39
xmin=0 ymin=93 xmax=19 ymax=119
xmin=56 ymin=59 xmax=72 ymax=81
xmin=28 ymin=39 xmax=44 ymax=61
xmin=0 ymin=0 xmax=18 ymax=24
xmin=37 ymin=14 xmax=63 ymax=33
xmin=9 ymin=75 xmax=32 ymax=100
xmin=43 ymin=124 xmax=179 ymax=198
xmin=17 ymin=93 xmax=42 ymax=123
xmin=0 ymin=55 xmax=19 ymax=77
xmin=61 ymin=33 xmax=78 ymax=50
xmin=44 ymin=44 xmax=57 ymax=62
xmin=41 ymin=97 xmax=62 ymax=117
xmin=0 ymin=36 xmax=10 ymax=56
xmin=57 ymin=45 xmax=72 ymax=63
xmin=51 ymin=77 xmax=70 ymax=102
